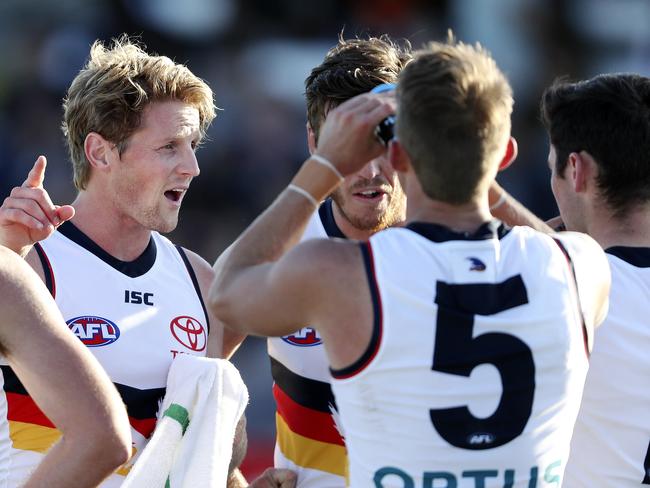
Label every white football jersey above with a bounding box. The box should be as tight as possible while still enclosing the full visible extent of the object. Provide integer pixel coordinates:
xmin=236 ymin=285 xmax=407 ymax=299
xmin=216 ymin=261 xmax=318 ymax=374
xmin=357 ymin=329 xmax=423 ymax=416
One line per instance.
xmin=330 ymin=221 xmax=609 ymax=488
xmin=268 ymin=200 xmax=348 ymax=487
xmin=564 ymin=247 xmax=650 ymax=487
xmin=0 ymin=221 xmax=208 ymax=487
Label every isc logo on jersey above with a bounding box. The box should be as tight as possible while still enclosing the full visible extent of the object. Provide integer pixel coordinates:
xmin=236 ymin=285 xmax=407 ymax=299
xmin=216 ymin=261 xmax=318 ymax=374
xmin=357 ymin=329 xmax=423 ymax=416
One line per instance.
xmin=282 ymin=327 xmax=322 ymax=347
xmin=67 ymin=316 xmax=120 ymax=347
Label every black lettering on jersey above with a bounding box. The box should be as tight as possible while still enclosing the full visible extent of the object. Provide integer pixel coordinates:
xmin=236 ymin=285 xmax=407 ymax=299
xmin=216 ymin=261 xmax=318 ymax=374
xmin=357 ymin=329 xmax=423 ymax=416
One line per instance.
xmin=124 ymin=290 xmax=154 ymax=306
xmin=430 ymin=276 xmax=534 ymax=450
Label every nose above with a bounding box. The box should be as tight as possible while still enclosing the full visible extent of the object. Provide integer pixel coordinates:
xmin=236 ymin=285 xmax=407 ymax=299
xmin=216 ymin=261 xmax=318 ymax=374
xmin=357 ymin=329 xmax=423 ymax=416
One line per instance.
xmin=180 ymin=147 xmax=200 ymax=177
xmin=357 ymin=157 xmax=383 ymax=179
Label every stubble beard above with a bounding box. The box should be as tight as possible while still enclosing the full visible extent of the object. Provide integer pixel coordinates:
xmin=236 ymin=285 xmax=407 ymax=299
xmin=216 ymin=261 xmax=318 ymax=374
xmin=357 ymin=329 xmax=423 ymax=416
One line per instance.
xmin=148 ymin=206 xmax=179 ymax=234
xmin=119 ymin=194 xmax=180 ymax=235
xmin=331 ymin=183 xmax=406 ymax=234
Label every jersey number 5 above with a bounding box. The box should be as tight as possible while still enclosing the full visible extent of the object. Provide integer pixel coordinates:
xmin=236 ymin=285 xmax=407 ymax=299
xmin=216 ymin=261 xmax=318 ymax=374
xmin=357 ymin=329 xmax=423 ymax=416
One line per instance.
xmin=431 ymin=276 xmax=534 ymax=450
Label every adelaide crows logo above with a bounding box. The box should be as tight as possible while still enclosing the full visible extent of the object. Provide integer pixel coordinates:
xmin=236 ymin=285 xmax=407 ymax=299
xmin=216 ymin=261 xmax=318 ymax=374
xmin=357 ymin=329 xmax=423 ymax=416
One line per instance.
xmin=282 ymin=327 xmax=322 ymax=347
xmin=467 ymin=257 xmax=486 ymax=271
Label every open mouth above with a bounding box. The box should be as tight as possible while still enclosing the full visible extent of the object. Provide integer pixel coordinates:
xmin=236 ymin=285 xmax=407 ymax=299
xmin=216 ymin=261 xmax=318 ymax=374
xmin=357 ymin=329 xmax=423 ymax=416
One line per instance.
xmin=353 ymin=189 xmax=386 ymax=200
xmin=164 ymin=189 xmax=185 ymax=203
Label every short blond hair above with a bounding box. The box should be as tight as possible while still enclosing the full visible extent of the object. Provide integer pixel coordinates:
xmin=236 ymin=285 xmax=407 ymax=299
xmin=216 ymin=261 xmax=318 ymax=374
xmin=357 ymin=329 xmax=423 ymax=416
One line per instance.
xmin=396 ymin=38 xmax=513 ymax=204
xmin=62 ymin=36 xmax=216 ymax=190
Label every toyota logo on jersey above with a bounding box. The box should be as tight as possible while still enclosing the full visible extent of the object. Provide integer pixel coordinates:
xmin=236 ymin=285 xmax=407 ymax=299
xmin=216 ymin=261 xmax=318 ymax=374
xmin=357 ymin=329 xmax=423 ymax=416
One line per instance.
xmin=67 ymin=316 xmax=120 ymax=347
xmin=282 ymin=327 xmax=322 ymax=347
xmin=170 ymin=315 xmax=207 ymax=352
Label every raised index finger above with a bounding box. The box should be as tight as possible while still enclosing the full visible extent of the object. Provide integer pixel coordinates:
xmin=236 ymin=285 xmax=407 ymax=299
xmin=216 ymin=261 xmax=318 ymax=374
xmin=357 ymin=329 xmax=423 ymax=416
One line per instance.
xmin=22 ymin=156 xmax=47 ymax=189
xmin=18 ymin=156 xmax=59 ymax=225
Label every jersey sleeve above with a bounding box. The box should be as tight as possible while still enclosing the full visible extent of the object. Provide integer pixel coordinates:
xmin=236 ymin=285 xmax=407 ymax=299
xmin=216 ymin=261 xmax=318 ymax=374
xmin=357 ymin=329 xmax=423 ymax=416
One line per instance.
xmin=552 ymin=231 xmax=611 ymax=332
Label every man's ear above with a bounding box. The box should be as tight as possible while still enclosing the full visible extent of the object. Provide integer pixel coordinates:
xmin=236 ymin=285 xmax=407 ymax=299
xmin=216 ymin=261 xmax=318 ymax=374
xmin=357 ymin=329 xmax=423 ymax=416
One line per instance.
xmin=498 ymin=136 xmax=518 ymax=171
xmin=84 ymin=132 xmax=115 ymax=171
xmin=306 ymin=122 xmax=316 ymax=155
xmin=569 ymin=150 xmax=597 ymax=193
xmin=388 ymin=139 xmax=410 ymax=172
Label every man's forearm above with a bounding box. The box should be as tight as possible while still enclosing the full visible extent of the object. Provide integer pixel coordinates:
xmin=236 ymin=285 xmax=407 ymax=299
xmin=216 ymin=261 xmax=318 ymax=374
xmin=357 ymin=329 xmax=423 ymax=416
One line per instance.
xmin=24 ymin=436 xmax=125 ymax=488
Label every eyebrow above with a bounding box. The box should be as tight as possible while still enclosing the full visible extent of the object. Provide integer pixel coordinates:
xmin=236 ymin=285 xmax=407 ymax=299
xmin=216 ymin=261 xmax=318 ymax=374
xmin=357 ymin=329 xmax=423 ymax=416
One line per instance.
xmin=164 ymin=123 xmax=201 ymax=140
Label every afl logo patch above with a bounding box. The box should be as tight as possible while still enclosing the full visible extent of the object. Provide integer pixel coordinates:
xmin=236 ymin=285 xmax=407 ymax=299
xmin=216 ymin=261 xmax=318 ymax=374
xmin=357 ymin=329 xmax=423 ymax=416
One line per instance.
xmin=467 ymin=432 xmax=496 ymax=446
xmin=170 ymin=316 xmax=207 ymax=352
xmin=282 ymin=327 xmax=322 ymax=347
xmin=67 ymin=316 xmax=120 ymax=347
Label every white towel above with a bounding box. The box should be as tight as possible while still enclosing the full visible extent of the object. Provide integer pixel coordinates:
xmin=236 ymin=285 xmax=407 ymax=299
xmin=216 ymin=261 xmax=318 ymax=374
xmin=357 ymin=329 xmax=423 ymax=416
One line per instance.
xmin=122 ymin=354 xmax=249 ymax=488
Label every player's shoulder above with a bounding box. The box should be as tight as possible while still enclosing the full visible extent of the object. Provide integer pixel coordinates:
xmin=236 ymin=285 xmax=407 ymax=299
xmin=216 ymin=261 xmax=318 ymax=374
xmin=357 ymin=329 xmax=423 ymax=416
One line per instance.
xmin=151 ymin=231 xmax=213 ymax=275
xmin=178 ymin=246 xmax=215 ymax=281
xmin=367 ymin=225 xmax=422 ymax=247
xmin=271 ymin=238 xmax=363 ymax=300
xmin=549 ymin=230 xmax=611 ymax=298
xmin=290 ymin=237 xmax=360 ymax=269
xmin=549 ymin=230 xmax=604 ymax=260
xmin=508 ymin=226 xmax=602 ymax=257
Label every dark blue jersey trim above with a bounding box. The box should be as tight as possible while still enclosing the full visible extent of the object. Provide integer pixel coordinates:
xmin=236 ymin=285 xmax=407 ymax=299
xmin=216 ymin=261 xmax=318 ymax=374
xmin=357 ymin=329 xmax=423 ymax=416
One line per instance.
xmin=0 ymin=366 xmax=28 ymax=395
xmin=175 ymin=246 xmax=211 ymax=335
xmin=407 ymin=220 xmax=510 ymax=243
xmin=330 ymin=242 xmax=382 ymax=379
xmin=552 ymin=237 xmax=590 ymax=358
xmin=605 ymin=246 xmax=650 ymax=268
xmin=318 ymin=199 xmax=346 ymax=239
xmin=270 ymin=356 xmax=336 ymax=412
xmin=113 ymin=382 xmax=167 ymax=420
xmin=33 ymin=242 xmax=55 ymax=298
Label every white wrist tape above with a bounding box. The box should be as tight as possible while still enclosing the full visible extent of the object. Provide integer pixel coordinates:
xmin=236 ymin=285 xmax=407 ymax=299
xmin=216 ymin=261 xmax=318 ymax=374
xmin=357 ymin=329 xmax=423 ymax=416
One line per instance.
xmin=490 ymin=191 xmax=507 ymax=211
xmin=287 ymin=184 xmax=319 ymax=208
xmin=309 ymin=154 xmax=344 ymax=182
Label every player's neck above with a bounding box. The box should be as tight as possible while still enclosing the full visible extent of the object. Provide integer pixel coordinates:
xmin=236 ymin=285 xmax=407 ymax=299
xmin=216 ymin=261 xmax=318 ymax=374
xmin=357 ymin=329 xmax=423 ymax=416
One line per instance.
xmin=408 ymin=203 xmax=492 ymax=234
xmin=70 ymin=192 xmax=152 ymax=262
xmin=406 ymin=181 xmax=493 ymax=234
xmin=587 ymin=203 xmax=650 ymax=250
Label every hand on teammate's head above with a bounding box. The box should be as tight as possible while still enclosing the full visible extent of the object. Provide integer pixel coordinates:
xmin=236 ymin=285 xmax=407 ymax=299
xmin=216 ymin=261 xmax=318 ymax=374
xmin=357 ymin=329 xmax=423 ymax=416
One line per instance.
xmin=316 ymin=91 xmax=396 ymax=178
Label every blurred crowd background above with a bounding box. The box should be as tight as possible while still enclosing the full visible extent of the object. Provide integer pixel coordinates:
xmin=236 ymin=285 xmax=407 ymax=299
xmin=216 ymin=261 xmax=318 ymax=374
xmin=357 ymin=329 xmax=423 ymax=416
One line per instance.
xmin=1 ymin=0 xmax=648 ymax=479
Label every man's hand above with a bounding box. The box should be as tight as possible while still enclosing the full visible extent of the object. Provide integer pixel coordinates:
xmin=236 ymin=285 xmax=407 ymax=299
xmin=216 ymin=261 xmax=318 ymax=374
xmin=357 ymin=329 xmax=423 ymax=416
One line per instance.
xmin=248 ymin=468 xmax=297 ymax=488
xmin=316 ymin=92 xmax=396 ymax=177
xmin=0 ymin=156 xmax=75 ymax=256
